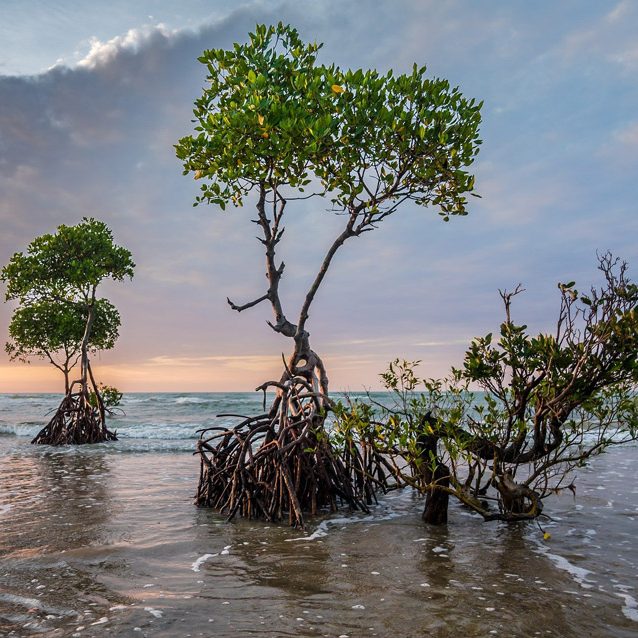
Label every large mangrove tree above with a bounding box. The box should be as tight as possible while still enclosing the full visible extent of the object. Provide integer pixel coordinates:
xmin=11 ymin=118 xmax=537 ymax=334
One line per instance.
xmin=176 ymin=23 xmax=482 ymax=527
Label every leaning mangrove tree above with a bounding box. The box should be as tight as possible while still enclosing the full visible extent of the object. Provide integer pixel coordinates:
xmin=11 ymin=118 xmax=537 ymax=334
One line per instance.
xmin=176 ymin=23 xmax=482 ymax=526
xmin=335 ymin=253 xmax=638 ymax=524
xmin=1 ymin=218 xmax=134 ymax=445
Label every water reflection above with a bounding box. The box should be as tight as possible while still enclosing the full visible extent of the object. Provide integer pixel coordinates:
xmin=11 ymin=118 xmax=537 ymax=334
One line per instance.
xmin=0 ymin=449 xmax=131 ymax=635
xmin=0 ymin=441 xmax=636 ymax=637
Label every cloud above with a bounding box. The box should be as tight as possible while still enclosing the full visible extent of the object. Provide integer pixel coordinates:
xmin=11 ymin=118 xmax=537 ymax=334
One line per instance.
xmin=146 ymin=354 xmax=278 ymax=370
xmin=613 ymin=121 xmax=638 ymax=148
xmin=554 ymin=1 xmax=638 ymax=74
xmin=1 ymin=3 xmax=637 ymax=391
xmin=76 ymin=23 xmax=179 ymax=70
xmin=413 ymin=339 xmax=472 ymax=348
xmin=606 ymin=1 xmax=632 ymax=23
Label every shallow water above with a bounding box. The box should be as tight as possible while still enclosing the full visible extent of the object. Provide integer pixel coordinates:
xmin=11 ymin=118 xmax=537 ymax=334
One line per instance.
xmin=0 ymin=394 xmax=637 ymax=637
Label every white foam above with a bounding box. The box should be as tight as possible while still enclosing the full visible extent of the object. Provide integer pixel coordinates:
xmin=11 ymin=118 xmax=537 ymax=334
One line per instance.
xmin=536 ymin=546 xmax=595 ymax=589
xmin=191 ymin=553 xmax=217 ymax=572
xmin=0 ymin=423 xmax=40 ymax=436
xmin=285 ymin=509 xmax=403 ymax=542
xmin=91 ymin=617 xmax=108 ymax=625
xmin=616 ymin=592 xmax=638 ymax=622
xmin=144 ymin=607 xmax=163 ymax=618
xmin=175 ymin=397 xmax=208 ymax=405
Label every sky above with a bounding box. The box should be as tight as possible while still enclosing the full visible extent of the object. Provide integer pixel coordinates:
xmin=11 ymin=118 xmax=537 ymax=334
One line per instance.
xmin=0 ymin=0 xmax=637 ymax=393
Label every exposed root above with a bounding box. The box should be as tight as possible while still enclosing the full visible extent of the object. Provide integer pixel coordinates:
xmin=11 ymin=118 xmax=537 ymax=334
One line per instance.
xmin=196 ymin=377 xmax=371 ymax=528
xmin=31 ymin=389 xmax=117 ymax=445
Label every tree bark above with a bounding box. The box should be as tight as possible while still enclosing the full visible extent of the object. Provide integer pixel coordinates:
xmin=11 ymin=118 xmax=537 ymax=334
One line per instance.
xmin=416 ymin=416 xmax=450 ymax=525
xmin=422 ymin=463 xmax=450 ymax=525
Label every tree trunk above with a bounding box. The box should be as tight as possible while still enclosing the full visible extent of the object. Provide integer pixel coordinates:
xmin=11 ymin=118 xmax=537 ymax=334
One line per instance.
xmin=80 ymin=304 xmax=96 ymax=396
xmin=422 ymin=463 xmax=450 ymax=525
xmin=199 ymin=185 xmax=373 ymax=525
xmin=417 ymin=419 xmax=450 ymax=525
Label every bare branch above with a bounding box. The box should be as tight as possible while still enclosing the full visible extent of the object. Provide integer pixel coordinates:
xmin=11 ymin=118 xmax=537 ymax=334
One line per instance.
xmin=227 ymin=294 xmax=269 ymax=313
xmin=296 ymin=208 xmax=361 ymax=336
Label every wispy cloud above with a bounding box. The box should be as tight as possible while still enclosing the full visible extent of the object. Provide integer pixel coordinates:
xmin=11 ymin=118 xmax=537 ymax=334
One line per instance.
xmin=613 ymin=121 xmax=638 ymax=148
xmin=413 ymin=339 xmax=471 ymax=348
xmin=146 ymin=354 xmax=278 ymax=369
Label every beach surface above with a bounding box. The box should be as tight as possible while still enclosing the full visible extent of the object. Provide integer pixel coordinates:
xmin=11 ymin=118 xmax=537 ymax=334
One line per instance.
xmin=0 ymin=393 xmax=637 ymax=637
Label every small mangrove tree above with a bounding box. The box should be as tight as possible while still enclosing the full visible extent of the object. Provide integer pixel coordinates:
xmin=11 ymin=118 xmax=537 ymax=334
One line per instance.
xmin=1 ymin=218 xmax=134 ymax=445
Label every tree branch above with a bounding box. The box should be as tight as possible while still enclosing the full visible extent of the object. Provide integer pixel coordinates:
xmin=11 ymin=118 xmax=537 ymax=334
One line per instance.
xmin=296 ymin=208 xmax=360 ymax=336
xmin=227 ymin=293 xmax=269 ymax=313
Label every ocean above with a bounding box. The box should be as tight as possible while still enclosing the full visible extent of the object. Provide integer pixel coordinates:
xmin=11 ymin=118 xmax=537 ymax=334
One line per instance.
xmin=0 ymin=392 xmax=637 ymax=637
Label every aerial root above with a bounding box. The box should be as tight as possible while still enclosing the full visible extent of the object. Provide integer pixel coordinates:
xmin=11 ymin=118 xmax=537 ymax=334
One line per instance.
xmin=31 ymin=390 xmax=117 ymax=445
xmin=195 ymin=377 xmax=378 ymax=528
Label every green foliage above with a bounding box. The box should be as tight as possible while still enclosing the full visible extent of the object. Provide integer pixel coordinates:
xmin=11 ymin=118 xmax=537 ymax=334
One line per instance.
xmin=5 ymin=298 xmax=120 ymax=364
xmin=2 ymin=217 xmax=134 ymax=304
xmin=1 ymin=217 xmax=134 ymax=388
xmin=176 ymin=22 xmax=482 ymax=219
xmin=464 ymin=258 xmax=638 ymax=402
xmin=176 ymin=23 xmax=329 ymax=207
xmin=335 ymin=256 xmax=638 ymax=522
xmin=89 ymin=384 xmax=123 ymax=410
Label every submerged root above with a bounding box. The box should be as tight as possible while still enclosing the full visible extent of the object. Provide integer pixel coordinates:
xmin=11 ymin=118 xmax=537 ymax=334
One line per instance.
xmin=31 ymin=391 xmax=117 ymax=445
xmin=196 ymin=378 xmax=371 ymax=528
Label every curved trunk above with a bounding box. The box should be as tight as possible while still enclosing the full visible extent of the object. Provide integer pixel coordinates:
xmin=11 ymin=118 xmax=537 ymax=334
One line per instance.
xmin=417 ymin=421 xmax=450 ymax=525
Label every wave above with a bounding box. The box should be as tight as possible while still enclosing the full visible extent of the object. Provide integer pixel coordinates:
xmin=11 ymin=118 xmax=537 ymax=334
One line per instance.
xmin=117 ymin=423 xmax=201 ymax=440
xmin=111 ymin=440 xmax=196 ymax=453
xmin=0 ymin=422 xmax=42 ymax=437
xmin=174 ymin=396 xmax=210 ymax=405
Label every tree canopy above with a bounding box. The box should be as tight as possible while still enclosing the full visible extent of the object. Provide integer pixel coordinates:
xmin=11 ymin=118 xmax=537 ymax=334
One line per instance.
xmin=177 ymin=22 xmax=482 ymax=221
xmin=1 ymin=217 xmax=134 ymax=445
xmin=2 ymin=217 xmax=134 ymax=305
xmin=177 ymin=22 xmax=482 ymax=394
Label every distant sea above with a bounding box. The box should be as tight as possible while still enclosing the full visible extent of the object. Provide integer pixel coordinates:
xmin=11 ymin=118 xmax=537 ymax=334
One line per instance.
xmin=0 ymin=392 xmax=637 ymax=637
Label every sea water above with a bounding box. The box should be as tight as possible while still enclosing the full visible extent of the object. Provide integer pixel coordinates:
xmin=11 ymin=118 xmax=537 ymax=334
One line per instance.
xmin=0 ymin=393 xmax=637 ymax=637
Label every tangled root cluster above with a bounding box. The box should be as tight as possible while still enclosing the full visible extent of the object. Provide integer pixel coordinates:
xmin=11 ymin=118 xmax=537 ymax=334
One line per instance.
xmin=196 ymin=377 xmax=372 ymax=528
xmin=31 ymin=391 xmax=116 ymax=445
